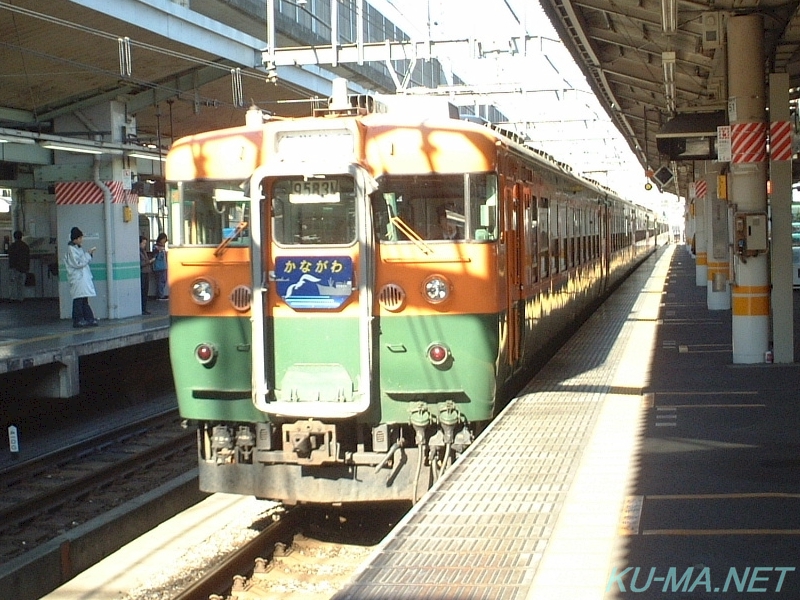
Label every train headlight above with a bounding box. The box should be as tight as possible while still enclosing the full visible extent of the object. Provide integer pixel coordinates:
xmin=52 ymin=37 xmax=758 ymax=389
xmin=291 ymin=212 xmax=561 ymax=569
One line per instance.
xmin=427 ymin=343 xmax=450 ymax=366
xmin=422 ymin=274 xmax=450 ymax=304
xmin=195 ymin=343 xmax=217 ymax=366
xmin=190 ymin=278 xmax=217 ymax=305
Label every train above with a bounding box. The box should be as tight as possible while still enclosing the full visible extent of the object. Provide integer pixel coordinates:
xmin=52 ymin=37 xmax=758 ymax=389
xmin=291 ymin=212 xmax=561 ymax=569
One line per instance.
xmin=164 ymin=82 xmax=668 ymax=505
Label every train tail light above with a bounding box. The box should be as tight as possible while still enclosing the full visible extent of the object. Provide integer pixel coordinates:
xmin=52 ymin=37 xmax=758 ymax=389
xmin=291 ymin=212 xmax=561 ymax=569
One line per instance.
xmin=196 ymin=343 xmax=217 ymax=366
xmin=427 ymin=343 xmax=450 ymax=366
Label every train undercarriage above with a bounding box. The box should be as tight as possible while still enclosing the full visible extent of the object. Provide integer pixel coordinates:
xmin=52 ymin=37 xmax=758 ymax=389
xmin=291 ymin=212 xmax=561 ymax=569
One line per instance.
xmin=197 ymin=415 xmax=476 ymax=504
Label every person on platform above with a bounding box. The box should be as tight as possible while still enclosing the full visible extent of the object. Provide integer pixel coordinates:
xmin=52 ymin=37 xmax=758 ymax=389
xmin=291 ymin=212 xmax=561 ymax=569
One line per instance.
xmin=152 ymin=232 xmax=169 ymax=300
xmin=7 ymin=230 xmax=30 ymax=303
xmin=64 ymin=227 xmax=99 ymax=328
xmin=139 ymin=235 xmax=155 ymax=315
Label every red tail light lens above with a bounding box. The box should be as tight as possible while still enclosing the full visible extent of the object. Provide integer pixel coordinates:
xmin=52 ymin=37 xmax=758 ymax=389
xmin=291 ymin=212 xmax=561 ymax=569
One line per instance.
xmin=427 ymin=343 xmax=450 ymax=366
xmin=196 ymin=343 xmax=216 ymax=365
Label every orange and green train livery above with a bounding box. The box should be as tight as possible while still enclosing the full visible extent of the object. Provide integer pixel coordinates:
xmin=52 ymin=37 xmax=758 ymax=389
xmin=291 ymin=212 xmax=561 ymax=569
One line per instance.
xmin=164 ymin=86 xmax=668 ymax=505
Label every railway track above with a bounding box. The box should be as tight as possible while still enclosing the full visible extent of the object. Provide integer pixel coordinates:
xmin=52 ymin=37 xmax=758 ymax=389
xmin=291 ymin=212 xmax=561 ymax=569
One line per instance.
xmin=0 ymin=408 xmax=195 ymax=562
xmin=182 ymin=504 xmax=409 ymax=600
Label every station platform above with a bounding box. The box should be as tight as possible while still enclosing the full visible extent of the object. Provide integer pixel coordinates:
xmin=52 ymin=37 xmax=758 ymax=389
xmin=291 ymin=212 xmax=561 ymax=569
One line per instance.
xmin=335 ymin=244 xmax=800 ymax=600
xmin=0 ymin=297 xmax=169 ymax=398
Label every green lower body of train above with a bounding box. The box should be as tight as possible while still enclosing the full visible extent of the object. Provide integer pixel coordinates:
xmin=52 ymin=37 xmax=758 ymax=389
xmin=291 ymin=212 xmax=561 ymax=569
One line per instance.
xmin=170 ymin=311 xmax=501 ymax=504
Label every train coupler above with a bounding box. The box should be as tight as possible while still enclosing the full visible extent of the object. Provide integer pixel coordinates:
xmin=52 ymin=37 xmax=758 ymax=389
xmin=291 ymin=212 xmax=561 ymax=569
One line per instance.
xmin=281 ymin=419 xmax=339 ymax=464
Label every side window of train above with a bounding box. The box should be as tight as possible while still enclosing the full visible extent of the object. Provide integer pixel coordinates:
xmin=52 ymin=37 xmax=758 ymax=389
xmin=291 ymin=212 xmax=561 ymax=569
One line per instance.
xmin=471 ymin=173 xmax=498 ymax=242
xmin=539 ymin=199 xmax=549 ymax=279
xmin=566 ymin=206 xmax=572 ymax=265
xmin=528 ymin=193 xmax=538 ymax=283
xmin=558 ymin=202 xmax=567 ymax=272
xmin=550 ymin=202 xmax=559 ymax=274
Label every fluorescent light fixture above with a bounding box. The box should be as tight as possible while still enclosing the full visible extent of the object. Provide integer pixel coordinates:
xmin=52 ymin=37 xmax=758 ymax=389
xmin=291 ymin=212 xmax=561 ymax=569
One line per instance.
xmin=662 ymin=51 xmax=676 ymax=83
xmin=0 ymin=135 xmax=36 ymax=145
xmin=40 ymin=142 xmax=104 ymax=155
xmin=662 ymin=0 xmax=677 ymax=34
xmin=127 ymin=151 xmax=165 ymax=162
xmin=662 ymin=51 xmax=676 ymax=112
xmin=39 ymin=141 xmax=124 ymax=155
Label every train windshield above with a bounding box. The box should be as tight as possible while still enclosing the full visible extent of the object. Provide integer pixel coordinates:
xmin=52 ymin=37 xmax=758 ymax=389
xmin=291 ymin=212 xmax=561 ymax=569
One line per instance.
xmin=373 ymin=173 xmax=498 ymax=242
xmin=170 ymin=181 xmax=249 ymax=247
xmin=271 ymin=175 xmax=356 ymax=246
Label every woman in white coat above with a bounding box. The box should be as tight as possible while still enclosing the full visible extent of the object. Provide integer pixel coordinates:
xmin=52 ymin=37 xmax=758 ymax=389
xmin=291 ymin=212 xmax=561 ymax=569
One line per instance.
xmin=64 ymin=226 xmax=99 ymax=328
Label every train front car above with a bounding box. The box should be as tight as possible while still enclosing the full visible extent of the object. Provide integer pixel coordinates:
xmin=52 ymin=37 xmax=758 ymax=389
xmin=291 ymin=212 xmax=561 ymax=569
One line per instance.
xmin=166 ymin=97 xmax=504 ymax=505
xmin=247 ymin=101 xmax=503 ymax=504
xmin=165 ymin=91 xmax=671 ymax=506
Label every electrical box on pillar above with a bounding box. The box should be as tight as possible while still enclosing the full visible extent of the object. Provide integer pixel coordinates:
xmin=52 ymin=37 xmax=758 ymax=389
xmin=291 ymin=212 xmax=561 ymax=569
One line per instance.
xmin=123 ymin=204 xmax=132 ymax=223
xmin=717 ymin=174 xmax=728 ymax=200
xmin=734 ymin=213 xmax=767 ymax=257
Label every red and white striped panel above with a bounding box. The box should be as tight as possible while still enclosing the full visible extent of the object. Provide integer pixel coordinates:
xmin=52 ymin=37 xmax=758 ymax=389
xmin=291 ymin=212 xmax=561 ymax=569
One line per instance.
xmin=105 ymin=181 xmax=133 ymax=204
xmin=770 ymin=120 xmax=793 ymax=162
xmin=731 ymin=122 xmax=767 ymax=164
xmin=55 ymin=181 xmax=135 ymax=205
xmin=694 ymin=179 xmax=707 ymax=199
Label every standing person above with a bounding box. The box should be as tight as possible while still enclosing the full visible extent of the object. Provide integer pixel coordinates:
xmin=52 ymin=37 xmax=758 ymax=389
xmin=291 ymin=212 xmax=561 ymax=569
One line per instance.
xmin=64 ymin=227 xmax=99 ymax=328
xmin=139 ymin=236 xmax=155 ymax=314
xmin=152 ymin=232 xmax=169 ymax=300
xmin=7 ymin=230 xmax=30 ymax=303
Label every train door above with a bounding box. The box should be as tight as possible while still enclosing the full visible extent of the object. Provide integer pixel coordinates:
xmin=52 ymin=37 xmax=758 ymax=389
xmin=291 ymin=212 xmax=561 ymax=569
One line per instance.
xmin=601 ymin=196 xmax=611 ymax=281
xmin=505 ymin=182 xmax=523 ymax=365
xmin=249 ymin=168 xmax=374 ymax=419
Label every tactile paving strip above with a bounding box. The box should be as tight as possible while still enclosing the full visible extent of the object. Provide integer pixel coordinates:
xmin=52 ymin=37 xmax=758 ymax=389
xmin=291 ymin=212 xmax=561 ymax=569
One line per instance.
xmin=335 ymin=257 xmax=659 ymax=600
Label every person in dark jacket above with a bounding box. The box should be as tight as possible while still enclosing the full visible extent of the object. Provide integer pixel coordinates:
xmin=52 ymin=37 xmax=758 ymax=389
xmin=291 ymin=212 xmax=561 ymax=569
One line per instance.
xmin=7 ymin=230 xmax=30 ymax=303
xmin=152 ymin=232 xmax=169 ymax=300
xmin=139 ymin=236 xmax=155 ymax=314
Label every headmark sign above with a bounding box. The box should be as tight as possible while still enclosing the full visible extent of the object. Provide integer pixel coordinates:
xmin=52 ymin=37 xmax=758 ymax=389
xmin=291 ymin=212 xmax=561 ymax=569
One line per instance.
xmin=275 ymin=256 xmax=353 ymax=309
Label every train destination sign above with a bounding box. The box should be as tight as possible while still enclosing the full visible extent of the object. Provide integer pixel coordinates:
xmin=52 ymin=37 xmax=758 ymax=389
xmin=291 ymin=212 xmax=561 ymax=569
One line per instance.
xmin=275 ymin=255 xmax=353 ymax=309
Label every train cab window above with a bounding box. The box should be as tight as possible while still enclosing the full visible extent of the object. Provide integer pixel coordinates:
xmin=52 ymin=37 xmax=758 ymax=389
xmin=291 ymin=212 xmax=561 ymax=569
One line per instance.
xmin=372 ymin=173 xmax=498 ymax=243
xmin=271 ymin=175 xmax=356 ymax=246
xmin=170 ymin=181 xmax=250 ymax=246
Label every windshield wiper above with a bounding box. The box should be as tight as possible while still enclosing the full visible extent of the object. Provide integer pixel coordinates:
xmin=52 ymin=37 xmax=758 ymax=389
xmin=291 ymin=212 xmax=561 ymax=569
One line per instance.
xmin=390 ymin=216 xmax=434 ymax=254
xmin=214 ymin=221 xmax=248 ymax=257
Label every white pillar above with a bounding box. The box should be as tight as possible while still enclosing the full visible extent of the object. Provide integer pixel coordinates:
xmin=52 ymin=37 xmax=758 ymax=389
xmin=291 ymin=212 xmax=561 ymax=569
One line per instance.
xmin=768 ymin=72 xmax=794 ymax=363
xmin=728 ymin=14 xmax=770 ymax=364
